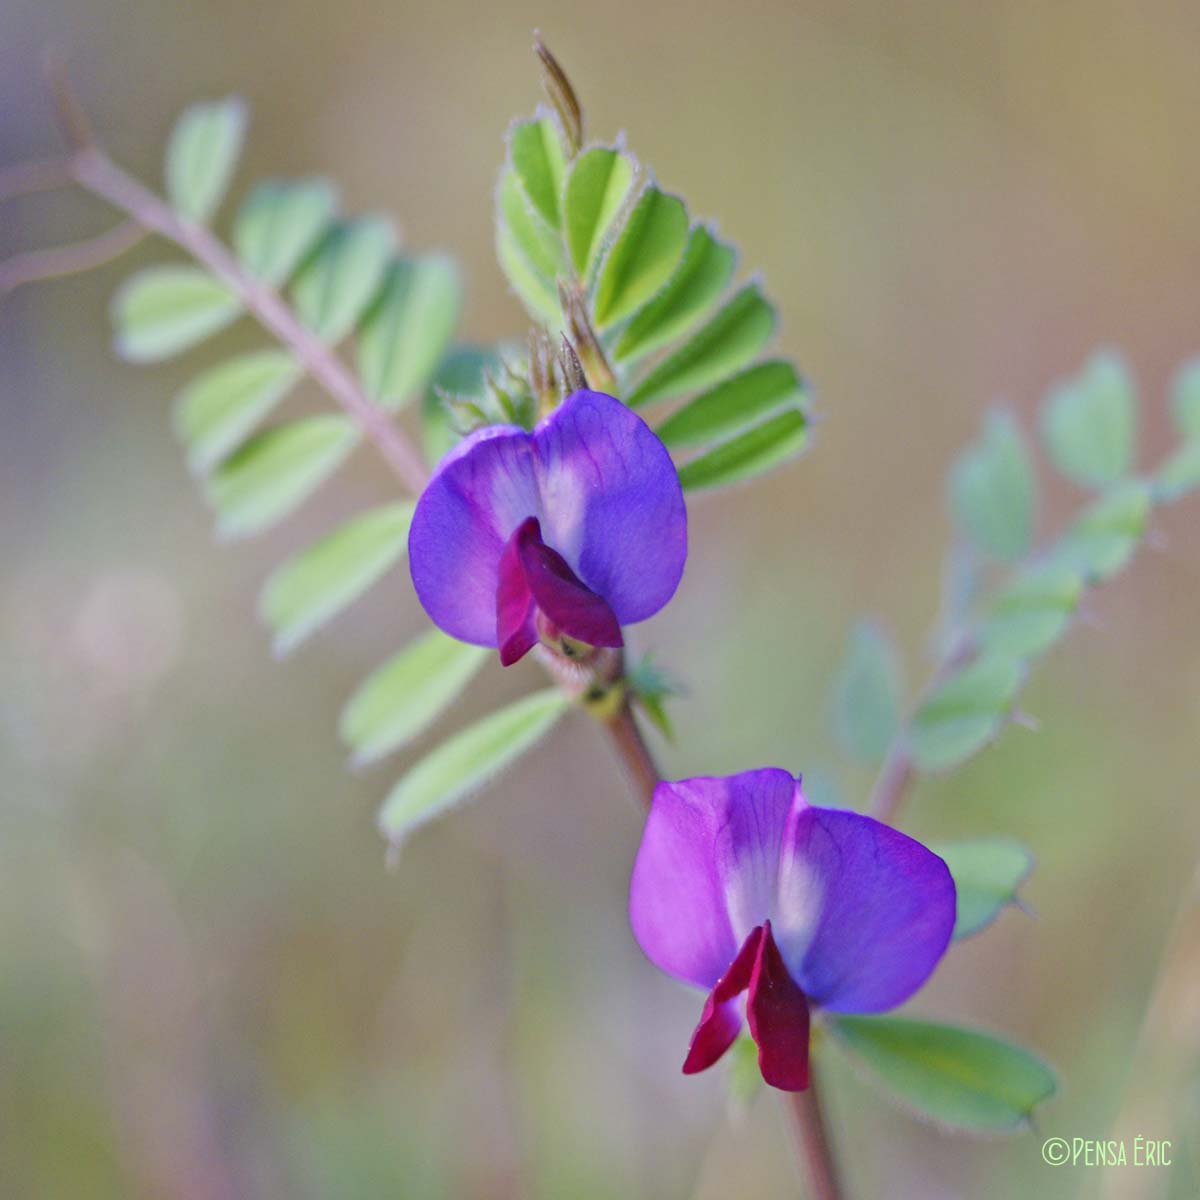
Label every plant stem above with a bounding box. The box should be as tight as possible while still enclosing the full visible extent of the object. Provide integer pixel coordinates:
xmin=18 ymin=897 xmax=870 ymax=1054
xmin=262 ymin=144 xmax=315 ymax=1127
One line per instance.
xmin=603 ymin=699 xmax=661 ymax=811
xmin=0 ymin=220 xmax=144 ymax=298
xmin=65 ymin=146 xmax=431 ymax=494
xmin=786 ymin=1066 xmax=844 ymax=1200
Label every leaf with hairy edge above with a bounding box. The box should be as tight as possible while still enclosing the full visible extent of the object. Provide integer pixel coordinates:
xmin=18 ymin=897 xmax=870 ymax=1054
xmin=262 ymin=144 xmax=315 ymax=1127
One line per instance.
xmin=1048 ymin=481 xmax=1151 ymax=583
xmin=340 ymin=630 xmax=491 ymax=767
xmin=948 ymin=409 xmax=1037 ymax=562
xmin=497 ymin=171 xmax=565 ymax=287
xmin=1155 ymin=439 xmax=1200 ymax=503
xmin=831 ymin=1016 xmax=1056 ymax=1133
xmin=260 ymin=502 xmax=415 ymax=655
xmin=234 ymin=179 xmax=339 ymax=286
xmin=1040 ymin=351 xmax=1137 ymax=488
xmin=112 ymin=266 xmax=241 ymax=362
xmin=1171 ymin=357 xmax=1200 ymax=441
xmin=831 ymin=621 xmax=903 ymax=767
xmin=421 ymin=345 xmax=507 ymax=465
xmin=495 ymin=223 xmax=560 ymax=326
xmin=165 ymin=96 xmax=247 ymax=223
xmin=614 ymin=226 xmax=737 ymax=363
xmin=563 ymin=146 xmax=635 ymax=276
xmin=656 ymin=361 xmax=805 ymax=448
xmin=509 ymin=117 xmax=568 ymax=229
xmin=173 ymin=350 xmax=302 ymax=472
xmin=292 ymin=217 xmax=395 ymax=342
xmin=930 ymin=838 xmax=1035 ymax=940
xmin=205 ymin=414 xmax=358 ymax=540
xmin=626 ymin=284 xmax=775 ymax=408
xmin=378 ymin=688 xmax=570 ymax=844
xmin=976 ymin=566 xmax=1083 ymax=659
xmin=909 ymin=655 xmax=1024 ymax=773
xmin=357 ymin=256 xmax=462 ymax=410
xmin=592 ymin=186 xmax=688 ymax=328
xmin=677 ymin=408 xmax=808 ymax=491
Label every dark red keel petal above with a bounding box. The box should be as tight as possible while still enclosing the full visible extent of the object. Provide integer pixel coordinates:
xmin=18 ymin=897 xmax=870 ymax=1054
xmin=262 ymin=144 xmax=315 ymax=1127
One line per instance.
xmin=496 ymin=518 xmax=538 ymax=665
xmin=515 ymin=520 xmax=623 ymax=649
xmin=683 ymin=925 xmax=763 ymax=1074
xmin=746 ymin=920 xmax=811 ymax=1091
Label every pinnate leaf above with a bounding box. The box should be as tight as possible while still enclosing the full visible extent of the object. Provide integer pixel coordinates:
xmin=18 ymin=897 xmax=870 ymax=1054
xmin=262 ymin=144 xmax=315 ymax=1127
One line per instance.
xmin=564 ymin=146 xmax=635 ymax=276
xmin=173 ymin=350 xmax=302 ymax=472
xmin=592 ymin=185 xmax=688 ymax=328
xmin=357 ymin=255 xmax=462 ymax=409
xmin=1040 ymin=351 xmax=1137 ymax=488
xmin=613 ymin=225 xmax=737 ymax=363
xmin=976 ymin=566 xmax=1083 ymax=659
xmin=165 ymin=96 xmax=247 ymax=223
xmin=930 ymin=837 xmax=1035 ymax=940
xmin=259 ymin=502 xmax=414 ymax=655
xmin=626 ymin=283 xmax=775 ymax=408
xmin=234 ymin=179 xmax=338 ymax=287
xmin=292 ymin=217 xmax=395 ymax=341
xmin=340 ymin=630 xmax=490 ymax=767
xmin=948 ymin=409 xmax=1037 ymax=562
xmin=909 ymin=655 xmax=1024 ymax=772
xmin=378 ymin=688 xmax=570 ymax=844
xmin=831 ymin=1016 xmax=1056 ymax=1133
xmin=677 ymin=408 xmax=808 ymax=491
xmin=205 ymin=414 xmax=358 ymax=539
xmin=112 ymin=266 xmax=241 ymax=362
xmin=656 ymin=361 xmax=806 ymax=449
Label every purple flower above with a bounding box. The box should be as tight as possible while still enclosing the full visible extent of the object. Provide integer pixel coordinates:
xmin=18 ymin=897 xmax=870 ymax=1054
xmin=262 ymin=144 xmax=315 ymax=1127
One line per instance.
xmin=408 ymin=390 xmax=687 ymax=666
xmin=629 ymin=769 xmax=956 ymax=1091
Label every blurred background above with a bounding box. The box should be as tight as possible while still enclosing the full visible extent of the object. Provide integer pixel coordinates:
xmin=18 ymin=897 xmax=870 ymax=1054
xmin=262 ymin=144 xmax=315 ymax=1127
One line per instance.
xmin=3 ymin=1 xmax=1199 ymax=1196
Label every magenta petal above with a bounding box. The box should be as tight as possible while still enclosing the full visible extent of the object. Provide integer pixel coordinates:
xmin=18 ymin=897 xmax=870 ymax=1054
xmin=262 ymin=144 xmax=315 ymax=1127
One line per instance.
xmin=682 ymin=925 xmax=763 ymax=1075
xmin=515 ymin=518 xmax=623 ymax=648
xmin=776 ymin=808 xmax=956 ymax=1013
xmin=496 ymin=518 xmax=538 ymax=666
xmin=746 ymin=921 xmax=811 ymax=1091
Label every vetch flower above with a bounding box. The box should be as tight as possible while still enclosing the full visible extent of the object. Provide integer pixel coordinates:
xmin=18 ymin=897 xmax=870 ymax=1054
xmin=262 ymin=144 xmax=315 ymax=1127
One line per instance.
xmin=629 ymin=768 xmax=956 ymax=1091
xmin=409 ymin=390 xmax=687 ymax=666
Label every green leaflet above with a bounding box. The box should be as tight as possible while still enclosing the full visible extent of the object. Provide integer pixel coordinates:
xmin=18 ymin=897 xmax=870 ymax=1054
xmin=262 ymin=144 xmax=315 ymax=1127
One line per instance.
xmin=1048 ymin=481 xmax=1151 ymax=583
xmin=509 ymin=116 xmax=568 ymax=229
xmin=259 ymin=502 xmax=415 ymax=655
xmin=677 ymin=408 xmax=808 ymax=491
xmin=626 ymin=283 xmax=775 ymax=408
xmin=173 ymin=349 xmax=303 ymax=473
xmin=340 ymin=630 xmax=491 ymax=767
xmin=831 ymin=1016 xmax=1056 ymax=1133
xmin=948 ymin=408 xmax=1037 ymax=562
xmin=909 ymin=655 xmax=1024 ymax=773
xmin=592 ymin=185 xmax=689 ymax=328
xmin=497 ymin=169 xmax=565 ymax=286
xmin=976 ymin=566 xmax=1083 ymax=659
xmin=291 ymin=217 xmax=396 ymax=341
xmin=613 ymin=225 xmax=737 ymax=363
xmin=831 ymin=621 xmax=903 ymax=767
xmin=234 ymin=178 xmax=339 ymax=287
xmin=1171 ymin=356 xmax=1200 ymax=441
xmin=357 ymin=255 xmax=462 ymax=410
xmin=930 ymin=837 xmax=1035 ymax=940
xmin=1155 ymin=438 xmax=1200 ymax=503
xmin=205 ymin=414 xmax=359 ymax=540
xmin=495 ymin=187 xmax=561 ymax=326
xmin=563 ymin=146 xmax=635 ymax=276
xmin=378 ymin=688 xmax=570 ymax=844
xmin=1040 ymin=351 xmax=1137 ymax=489
xmin=655 ymin=361 xmax=805 ymax=449
xmin=165 ymin=96 xmax=247 ymax=223
xmin=112 ymin=266 xmax=241 ymax=362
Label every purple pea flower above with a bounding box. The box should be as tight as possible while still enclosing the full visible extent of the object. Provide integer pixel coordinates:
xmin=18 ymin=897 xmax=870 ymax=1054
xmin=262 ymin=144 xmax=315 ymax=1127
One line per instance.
xmin=408 ymin=390 xmax=687 ymax=666
xmin=629 ymin=769 xmax=956 ymax=1091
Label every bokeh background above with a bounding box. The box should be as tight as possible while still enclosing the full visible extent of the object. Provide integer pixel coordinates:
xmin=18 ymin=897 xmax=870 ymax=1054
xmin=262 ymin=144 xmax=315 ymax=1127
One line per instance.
xmin=3 ymin=1 xmax=1200 ymax=1197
